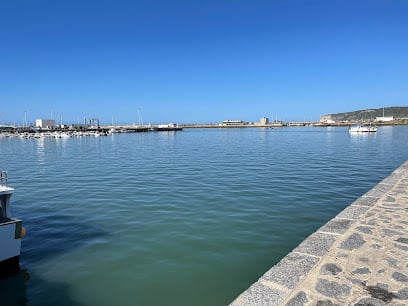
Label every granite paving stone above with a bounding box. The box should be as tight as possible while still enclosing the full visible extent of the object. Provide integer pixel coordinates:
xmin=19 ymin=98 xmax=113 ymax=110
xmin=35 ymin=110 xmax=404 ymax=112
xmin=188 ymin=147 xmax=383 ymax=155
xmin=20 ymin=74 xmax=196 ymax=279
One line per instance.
xmin=319 ymin=218 xmax=355 ymax=234
xmin=392 ymin=272 xmax=408 ymax=283
xmin=352 ymin=267 xmax=371 ymax=274
xmin=284 ymin=291 xmax=307 ymax=306
xmin=231 ymin=282 xmax=287 ymax=306
xmin=395 ymin=237 xmax=408 ymax=244
xmin=260 ymin=253 xmax=319 ymax=289
xmin=395 ymin=287 xmax=408 ymax=299
xmin=340 ymin=233 xmax=366 ymax=250
xmin=315 ymin=279 xmax=351 ymax=299
xmin=320 ymin=263 xmax=342 ymax=276
xmin=356 ymin=226 xmax=374 ymax=234
xmin=336 ymin=206 xmax=369 ymax=220
xmin=293 ymin=232 xmax=336 ymax=257
xmin=394 ymin=244 xmax=408 ymax=251
xmin=315 ymin=299 xmax=340 ymax=306
xmin=364 ymin=188 xmax=387 ymax=198
xmin=352 ymin=196 xmax=379 ymax=207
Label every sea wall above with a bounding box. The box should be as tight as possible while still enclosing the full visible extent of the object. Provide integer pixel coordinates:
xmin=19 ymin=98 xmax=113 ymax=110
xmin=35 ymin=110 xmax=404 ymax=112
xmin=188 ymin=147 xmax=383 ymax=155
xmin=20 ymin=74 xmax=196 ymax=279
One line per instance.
xmin=231 ymin=160 xmax=408 ymax=305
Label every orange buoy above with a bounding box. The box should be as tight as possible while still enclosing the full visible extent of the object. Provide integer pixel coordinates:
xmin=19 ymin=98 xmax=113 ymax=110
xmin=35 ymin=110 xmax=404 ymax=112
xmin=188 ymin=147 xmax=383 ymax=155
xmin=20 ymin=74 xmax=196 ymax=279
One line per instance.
xmin=21 ymin=226 xmax=26 ymax=238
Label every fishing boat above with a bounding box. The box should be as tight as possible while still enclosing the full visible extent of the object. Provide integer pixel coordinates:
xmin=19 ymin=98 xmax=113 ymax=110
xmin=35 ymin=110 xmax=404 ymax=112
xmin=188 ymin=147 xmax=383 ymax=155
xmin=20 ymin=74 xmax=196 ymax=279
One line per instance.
xmin=0 ymin=171 xmax=25 ymax=277
xmin=348 ymin=124 xmax=377 ymax=133
xmin=152 ymin=123 xmax=183 ymax=131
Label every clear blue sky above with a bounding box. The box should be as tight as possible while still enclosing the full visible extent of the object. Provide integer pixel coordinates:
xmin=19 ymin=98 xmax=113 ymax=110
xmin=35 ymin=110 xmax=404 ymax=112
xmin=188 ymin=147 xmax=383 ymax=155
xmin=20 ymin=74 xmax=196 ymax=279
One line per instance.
xmin=1 ymin=0 xmax=407 ymax=125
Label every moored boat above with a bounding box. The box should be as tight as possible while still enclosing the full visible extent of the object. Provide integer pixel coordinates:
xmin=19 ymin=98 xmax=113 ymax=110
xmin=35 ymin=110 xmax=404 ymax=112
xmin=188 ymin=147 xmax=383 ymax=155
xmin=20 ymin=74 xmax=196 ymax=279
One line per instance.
xmin=0 ymin=171 xmax=25 ymax=277
xmin=152 ymin=123 xmax=183 ymax=131
xmin=348 ymin=125 xmax=377 ymax=133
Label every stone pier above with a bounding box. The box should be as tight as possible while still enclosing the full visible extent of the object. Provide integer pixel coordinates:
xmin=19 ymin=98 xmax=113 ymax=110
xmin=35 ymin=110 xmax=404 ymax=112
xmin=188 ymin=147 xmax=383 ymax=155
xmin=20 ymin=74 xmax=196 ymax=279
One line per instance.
xmin=231 ymin=160 xmax=408 ymax=306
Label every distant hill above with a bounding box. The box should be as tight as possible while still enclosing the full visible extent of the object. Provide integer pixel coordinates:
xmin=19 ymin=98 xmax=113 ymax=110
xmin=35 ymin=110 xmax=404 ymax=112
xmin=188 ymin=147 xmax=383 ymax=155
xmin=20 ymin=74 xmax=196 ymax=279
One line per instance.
xmin=322 ymin=106 xmax=408 ymax=122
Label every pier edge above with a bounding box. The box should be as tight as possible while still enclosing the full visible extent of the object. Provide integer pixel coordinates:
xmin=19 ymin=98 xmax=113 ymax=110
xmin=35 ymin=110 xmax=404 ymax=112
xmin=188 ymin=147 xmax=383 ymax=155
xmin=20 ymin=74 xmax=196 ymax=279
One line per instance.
xmin=230 ymin=160 xmax=408 ymax=306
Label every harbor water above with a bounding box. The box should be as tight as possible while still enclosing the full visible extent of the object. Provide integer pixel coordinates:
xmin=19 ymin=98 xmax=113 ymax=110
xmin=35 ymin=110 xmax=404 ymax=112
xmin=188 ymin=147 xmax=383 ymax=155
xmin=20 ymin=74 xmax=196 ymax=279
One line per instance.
xmin=1 ymin=126 xmax=408 ymax=306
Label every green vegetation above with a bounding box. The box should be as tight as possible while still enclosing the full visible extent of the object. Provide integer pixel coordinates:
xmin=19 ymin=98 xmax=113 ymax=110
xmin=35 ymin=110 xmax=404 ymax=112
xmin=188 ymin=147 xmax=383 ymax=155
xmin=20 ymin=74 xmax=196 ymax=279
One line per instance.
xmin=326 ymin=106 xmax=408 ymax=122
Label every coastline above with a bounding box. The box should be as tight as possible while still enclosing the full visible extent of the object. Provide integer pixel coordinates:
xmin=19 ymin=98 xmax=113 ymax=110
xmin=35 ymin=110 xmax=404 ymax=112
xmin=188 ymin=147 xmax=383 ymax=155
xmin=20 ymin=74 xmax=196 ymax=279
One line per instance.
xmin=1 ymin=120 xmax=408 ymax=134
xmin=179 ymin=120 xmax=408 ymax=128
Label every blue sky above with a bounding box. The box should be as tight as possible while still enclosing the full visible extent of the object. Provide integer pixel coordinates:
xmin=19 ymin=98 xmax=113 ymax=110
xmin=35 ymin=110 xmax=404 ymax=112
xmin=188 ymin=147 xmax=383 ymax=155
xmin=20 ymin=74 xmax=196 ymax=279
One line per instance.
xmin=1 ymin=0 xmax=407 ymax=125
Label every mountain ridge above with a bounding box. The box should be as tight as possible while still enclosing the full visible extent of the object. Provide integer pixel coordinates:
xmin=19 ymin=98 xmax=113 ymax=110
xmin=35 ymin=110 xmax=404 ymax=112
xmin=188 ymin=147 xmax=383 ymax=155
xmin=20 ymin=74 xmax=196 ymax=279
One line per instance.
xmin=321 ymin=106 xmax=408 ymax=122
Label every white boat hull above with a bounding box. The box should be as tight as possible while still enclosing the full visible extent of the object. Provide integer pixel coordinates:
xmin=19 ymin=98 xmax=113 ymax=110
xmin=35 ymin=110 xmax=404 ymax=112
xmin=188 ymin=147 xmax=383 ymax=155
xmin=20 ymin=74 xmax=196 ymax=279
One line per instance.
xmin=349 ymin=125 xmax=377 ymax=133
xmin=0 ymin=220 xmax=22 ymax=262
xmin=1 ymin=172 xmax=24 ymax=276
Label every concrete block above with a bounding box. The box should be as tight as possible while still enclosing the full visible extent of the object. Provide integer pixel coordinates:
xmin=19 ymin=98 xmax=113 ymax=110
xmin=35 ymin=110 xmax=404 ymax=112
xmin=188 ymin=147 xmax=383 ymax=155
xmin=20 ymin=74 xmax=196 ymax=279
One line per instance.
xmin=320 ymin=219 xmax=355 ymax=234
xmin=293 ymin=232 xmax=336 ymax=257
xmin=260 ymin=252 xmax=319 ymax=289
xmin=230 ymin=282 xmax=287 ymax=306
xmin=337 ymin=206 xmax=369 ymax=220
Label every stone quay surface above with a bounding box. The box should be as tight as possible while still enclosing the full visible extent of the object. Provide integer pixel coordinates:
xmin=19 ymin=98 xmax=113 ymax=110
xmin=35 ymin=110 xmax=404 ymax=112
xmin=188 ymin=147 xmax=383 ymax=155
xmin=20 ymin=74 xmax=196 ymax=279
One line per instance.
xmin=231 ymin=160 xmax=408 ymax=306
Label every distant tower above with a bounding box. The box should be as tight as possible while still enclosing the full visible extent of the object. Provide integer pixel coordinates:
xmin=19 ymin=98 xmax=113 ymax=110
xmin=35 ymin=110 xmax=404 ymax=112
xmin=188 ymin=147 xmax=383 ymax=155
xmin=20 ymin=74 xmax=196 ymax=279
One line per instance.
xmin=260 ymin=117 xmax=269 ymax=125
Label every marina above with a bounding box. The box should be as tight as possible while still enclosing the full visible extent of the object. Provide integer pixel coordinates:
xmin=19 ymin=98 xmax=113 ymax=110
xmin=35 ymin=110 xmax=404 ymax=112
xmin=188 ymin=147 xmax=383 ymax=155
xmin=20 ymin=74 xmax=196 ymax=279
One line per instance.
xmin=0 ymin=126 xmax=407 ymax=306
xmin=0 ymin=123 xmax=182 ymax=139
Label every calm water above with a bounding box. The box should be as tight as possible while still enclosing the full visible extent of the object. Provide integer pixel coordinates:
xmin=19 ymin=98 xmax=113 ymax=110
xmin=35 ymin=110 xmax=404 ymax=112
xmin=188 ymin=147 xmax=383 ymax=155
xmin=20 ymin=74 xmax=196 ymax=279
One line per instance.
xmin=1 ymin=126 xmax=408 ymax=306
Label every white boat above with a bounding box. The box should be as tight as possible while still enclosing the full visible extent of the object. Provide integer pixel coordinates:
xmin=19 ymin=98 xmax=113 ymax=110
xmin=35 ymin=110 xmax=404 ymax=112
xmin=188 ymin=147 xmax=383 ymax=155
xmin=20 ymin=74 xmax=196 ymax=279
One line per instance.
xmin=154 ymin=123 xmax=183 ymax=131
xmin=348 ymin=125 xmax=377 ymax=133
xmin=0 ymin=171 xmax=25 ymax=276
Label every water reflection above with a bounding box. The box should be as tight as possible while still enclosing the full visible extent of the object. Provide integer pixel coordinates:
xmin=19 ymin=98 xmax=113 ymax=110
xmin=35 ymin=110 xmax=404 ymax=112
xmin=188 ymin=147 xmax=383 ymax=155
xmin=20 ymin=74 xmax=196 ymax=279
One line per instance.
xmin=35 ymin=137 xmax=46 ymax=166
xmin=378 ymin=125 xmax=394 ymax=137
xmin=349 ymin=131 xmax=377 ymax=142
xmin=1 ymin=268 xmax=84 ymax=306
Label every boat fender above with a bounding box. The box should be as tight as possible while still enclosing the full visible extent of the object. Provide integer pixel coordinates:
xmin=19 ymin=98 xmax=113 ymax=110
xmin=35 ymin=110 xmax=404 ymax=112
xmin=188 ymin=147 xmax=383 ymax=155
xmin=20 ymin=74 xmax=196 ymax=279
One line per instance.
xmin=14 ymin=221 xmax=26 ymax=239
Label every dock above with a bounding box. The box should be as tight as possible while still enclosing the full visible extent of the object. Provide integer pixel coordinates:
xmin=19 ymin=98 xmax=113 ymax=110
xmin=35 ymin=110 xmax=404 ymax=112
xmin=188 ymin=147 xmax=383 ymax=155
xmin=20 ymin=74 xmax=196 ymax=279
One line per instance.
xmin=0 ymin=124 xmax=182 ymax=138
xmin=231 ymin=160 xmax=408 ymax=305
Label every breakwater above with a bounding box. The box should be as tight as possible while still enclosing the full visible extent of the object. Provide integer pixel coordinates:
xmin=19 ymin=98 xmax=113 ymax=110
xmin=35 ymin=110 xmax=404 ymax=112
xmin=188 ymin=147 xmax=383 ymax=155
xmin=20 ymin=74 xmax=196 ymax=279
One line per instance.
xmin=231 ymin=160 xmax=408 ymax=305
xmin=0 ymin=124 xmax=182 ymax=138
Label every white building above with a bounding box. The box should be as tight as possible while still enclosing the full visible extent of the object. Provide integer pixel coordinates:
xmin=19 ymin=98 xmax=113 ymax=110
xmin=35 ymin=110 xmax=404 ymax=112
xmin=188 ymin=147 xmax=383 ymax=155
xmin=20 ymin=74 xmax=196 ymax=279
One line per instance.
xmin=375 ymin=116 xmax=394 ymax=122
xmin=219 ymin=120 xmax=246 ymax=126
xmin=320 ymin=115 xmax=335 ymax=124
xmin=259 ymin=117 xmax=269 ymax=125
xmin=35 ymin=119 xmax=56 ymax=129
